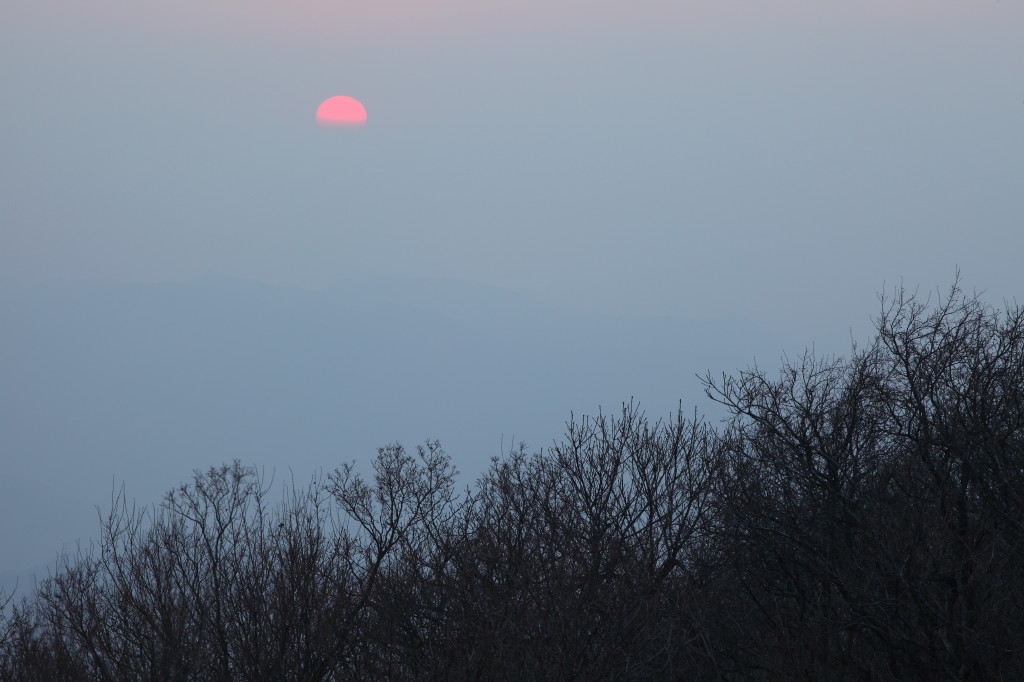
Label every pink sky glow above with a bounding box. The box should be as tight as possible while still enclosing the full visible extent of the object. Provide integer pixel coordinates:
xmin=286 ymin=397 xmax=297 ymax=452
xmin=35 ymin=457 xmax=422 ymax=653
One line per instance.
xmin=10 ymin=0 xmax=1002 ymax=48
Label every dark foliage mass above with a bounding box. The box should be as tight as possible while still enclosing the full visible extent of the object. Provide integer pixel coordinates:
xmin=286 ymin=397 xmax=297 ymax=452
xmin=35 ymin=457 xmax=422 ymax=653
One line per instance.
xmin=3 ymin=281 xmax=1023 ymax=680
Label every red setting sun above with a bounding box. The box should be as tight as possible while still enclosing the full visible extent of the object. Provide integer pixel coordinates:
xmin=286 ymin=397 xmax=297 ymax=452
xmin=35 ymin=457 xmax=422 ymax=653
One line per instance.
xmin=316 ymin=96 xmax=367 ymax=127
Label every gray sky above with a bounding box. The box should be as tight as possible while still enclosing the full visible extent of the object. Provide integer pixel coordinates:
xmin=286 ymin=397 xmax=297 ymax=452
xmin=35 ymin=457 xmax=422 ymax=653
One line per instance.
xmin=1 ymin=0 xmax=1022 ymax=586
xmin=4 ymin=0 xmax=1022 ymax=333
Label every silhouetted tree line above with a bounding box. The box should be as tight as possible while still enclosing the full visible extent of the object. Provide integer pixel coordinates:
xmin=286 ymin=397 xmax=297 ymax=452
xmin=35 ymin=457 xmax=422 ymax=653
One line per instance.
xmin=2 ymin=281 xmax=1023 ymax=680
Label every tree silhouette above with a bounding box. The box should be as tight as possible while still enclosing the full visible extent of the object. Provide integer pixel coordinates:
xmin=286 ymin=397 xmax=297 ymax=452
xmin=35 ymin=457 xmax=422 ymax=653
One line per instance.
xmin=2 ymin=279 xmax=1022 ymax=680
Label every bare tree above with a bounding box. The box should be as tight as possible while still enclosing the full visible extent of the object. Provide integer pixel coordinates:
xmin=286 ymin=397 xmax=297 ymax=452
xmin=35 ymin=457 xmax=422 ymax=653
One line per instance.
xmin=703 ymin=279 xmax=1024 ymax=680
xmin=3 ymin=277 xmax=1021 ymax=681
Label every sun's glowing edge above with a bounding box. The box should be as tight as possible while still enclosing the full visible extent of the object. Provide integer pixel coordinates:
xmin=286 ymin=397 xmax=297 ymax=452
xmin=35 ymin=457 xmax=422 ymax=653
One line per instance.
xmin=317 ymin=119 xmax=367 ymax=127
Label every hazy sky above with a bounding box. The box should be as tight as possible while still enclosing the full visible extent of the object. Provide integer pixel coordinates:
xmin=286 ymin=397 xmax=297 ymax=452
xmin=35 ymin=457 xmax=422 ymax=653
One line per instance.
xmin=1 ymin=0 xmax=1022 ymax=585
xmin=4 ymin=0 xmax=1022 ymax=334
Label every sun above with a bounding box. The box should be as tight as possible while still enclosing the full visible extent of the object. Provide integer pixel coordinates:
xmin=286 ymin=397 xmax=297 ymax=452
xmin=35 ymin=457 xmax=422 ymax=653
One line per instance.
xmin=316 ymin=96 xmax=367 ymax=127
